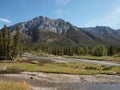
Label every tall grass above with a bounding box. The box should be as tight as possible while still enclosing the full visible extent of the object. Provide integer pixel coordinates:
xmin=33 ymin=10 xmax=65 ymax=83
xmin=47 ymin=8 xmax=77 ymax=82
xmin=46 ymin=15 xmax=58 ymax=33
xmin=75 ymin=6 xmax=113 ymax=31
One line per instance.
xmin=0 ymin=82 xmax=31 ymax=90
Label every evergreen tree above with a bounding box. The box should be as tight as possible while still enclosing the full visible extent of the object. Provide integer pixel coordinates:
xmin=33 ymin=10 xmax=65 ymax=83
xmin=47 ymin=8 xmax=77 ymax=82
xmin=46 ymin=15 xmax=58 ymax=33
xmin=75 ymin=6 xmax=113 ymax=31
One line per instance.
xmin=0 ymin=32 xmax=3 ymax=59
xmin=91 ymin=47 xmax=96 ymax=56
xmin=2 ymin=25 xmax=8 ymax=59
xmin=84 ymin=46 xmax=89 ymax=55
xmin=12 ymin=25 xmax=21 ymax=60
xmin=7 ymin=29 xmax=14 ymax=59
xmin=76 ymin=47 xmax=84 ymax=55
xmin=93 ymin=44 xmax=107 ymax=56
xmin=108 ymin=46 xmax=113 ymax=56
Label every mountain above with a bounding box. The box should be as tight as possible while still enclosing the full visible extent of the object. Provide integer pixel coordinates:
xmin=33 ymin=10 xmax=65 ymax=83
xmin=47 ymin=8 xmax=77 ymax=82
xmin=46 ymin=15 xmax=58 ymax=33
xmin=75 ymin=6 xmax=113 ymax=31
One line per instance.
xmin=82 ymin=26 xmax=120 ymax=46
xmin=10 ymin=16 xmax=76 ymax=46
xmin=9 ymin=16 xmax=120 ymax=47
xmin=83 ymin=26 xmax=120 ymax=40
xmin=11 ymin=16 xmax=71 ymax=34
xmin=116 ymin=29 xmax=120 ymax=36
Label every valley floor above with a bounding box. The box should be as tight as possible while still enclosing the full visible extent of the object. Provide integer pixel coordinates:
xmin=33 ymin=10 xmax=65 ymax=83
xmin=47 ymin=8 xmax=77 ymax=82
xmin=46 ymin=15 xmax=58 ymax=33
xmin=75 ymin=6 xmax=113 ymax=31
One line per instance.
xmin=1 ymin=72 xmax=120 ymax=90
xmin=0 ymin=53 xmax=120 ymax=90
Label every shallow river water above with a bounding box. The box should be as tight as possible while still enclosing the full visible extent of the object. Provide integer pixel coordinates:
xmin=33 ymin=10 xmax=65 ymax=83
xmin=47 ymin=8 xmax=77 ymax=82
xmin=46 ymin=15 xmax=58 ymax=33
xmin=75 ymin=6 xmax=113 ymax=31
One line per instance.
xmin=61 ymin=83 xmax=120 ymax=90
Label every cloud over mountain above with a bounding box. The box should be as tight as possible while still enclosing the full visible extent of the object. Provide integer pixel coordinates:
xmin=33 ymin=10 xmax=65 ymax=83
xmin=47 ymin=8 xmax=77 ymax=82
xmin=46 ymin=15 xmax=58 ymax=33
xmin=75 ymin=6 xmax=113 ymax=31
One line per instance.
xmin=0 ymin=18 xmax=11 ymax=23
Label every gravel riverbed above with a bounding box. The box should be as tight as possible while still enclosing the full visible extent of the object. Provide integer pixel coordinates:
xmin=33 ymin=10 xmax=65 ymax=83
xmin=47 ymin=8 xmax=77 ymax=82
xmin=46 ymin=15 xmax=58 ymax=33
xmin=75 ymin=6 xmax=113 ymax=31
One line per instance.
xmin=0 ymin=72 xmax=120 ymax=90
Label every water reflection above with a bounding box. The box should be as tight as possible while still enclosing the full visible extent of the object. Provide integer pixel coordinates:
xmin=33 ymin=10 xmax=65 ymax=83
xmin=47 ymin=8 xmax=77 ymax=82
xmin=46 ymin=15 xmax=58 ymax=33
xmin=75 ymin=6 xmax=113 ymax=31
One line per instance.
xmin=77 ymin=84 xmax=120 ymax=90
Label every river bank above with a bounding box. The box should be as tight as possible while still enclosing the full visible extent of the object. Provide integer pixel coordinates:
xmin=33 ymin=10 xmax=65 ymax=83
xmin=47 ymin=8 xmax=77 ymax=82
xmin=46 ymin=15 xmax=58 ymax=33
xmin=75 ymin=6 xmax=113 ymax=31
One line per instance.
xmin=1 ymin=72 xmax=120 ymax=90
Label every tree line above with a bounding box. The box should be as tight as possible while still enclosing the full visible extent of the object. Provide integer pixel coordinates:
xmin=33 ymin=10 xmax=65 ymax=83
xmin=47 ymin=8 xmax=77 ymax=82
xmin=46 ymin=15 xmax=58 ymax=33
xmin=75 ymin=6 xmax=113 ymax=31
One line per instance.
xmin=25 ymin=44 xmax=120 ymax=56
xmin=0 ymin=25 xmax=21 ymax=60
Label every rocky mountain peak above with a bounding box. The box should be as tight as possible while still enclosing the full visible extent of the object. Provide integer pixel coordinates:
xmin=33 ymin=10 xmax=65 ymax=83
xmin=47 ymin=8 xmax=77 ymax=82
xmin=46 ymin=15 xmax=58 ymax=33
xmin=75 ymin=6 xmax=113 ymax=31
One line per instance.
xmin=10 ymin=16 xmax=72 ymax=34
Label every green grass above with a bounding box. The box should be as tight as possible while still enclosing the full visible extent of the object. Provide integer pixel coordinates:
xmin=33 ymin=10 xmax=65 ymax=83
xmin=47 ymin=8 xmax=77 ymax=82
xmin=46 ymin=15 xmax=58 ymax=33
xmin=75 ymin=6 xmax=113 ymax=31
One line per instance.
xmin=0 ymin=60 xmax=120 ymax=75
xmin=0 ymin=82 xmax=31 ymax=90
xmin=65 ymin=55 xmax=120 ymax=62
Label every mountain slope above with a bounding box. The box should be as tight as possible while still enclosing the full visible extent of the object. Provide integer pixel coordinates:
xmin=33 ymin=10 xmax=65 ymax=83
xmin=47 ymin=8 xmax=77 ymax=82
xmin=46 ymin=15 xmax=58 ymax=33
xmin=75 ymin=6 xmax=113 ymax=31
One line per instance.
xmin=82 ymin=26 xmax=120 ymax=46
xmin=10 ymin=16 xmax=120 ymax=47
xmin=83 ymin=26 xmax=120 ymax=40
xmin=11 ymin=16 xmax=71 ymax=35
xmin=116 ymin=29 xmax=120 ymax=36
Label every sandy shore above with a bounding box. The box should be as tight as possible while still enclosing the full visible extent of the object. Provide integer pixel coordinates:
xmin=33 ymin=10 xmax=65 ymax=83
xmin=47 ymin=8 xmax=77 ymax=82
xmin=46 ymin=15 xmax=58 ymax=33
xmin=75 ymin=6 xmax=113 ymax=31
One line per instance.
xmin=0 ymin=72 xmax=120 ymax=90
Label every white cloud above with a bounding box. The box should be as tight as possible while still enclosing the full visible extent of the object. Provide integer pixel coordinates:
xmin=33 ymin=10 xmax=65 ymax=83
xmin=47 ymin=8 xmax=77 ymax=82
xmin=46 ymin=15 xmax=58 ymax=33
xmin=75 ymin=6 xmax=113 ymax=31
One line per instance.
xmin=54 ymin=9 xmax=70 ymax=17
xmin=0 ymin=18 xmax=11 ymax=23
xmin=56 ymin=0 xmax=71 ymax=6
xmin=84 ymin=6 xmax=120 ymax=29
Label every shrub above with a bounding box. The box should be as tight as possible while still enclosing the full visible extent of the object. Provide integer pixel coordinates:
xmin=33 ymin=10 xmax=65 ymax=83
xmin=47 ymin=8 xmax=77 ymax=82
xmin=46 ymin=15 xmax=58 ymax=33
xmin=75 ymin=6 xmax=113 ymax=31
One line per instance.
xmin=31 ymin=61 xmax=39 ymax=64
xmin=102 ymin=66 xmax=112 ymax=71
xmin=85 ymin=66 xmax=97 ymax=70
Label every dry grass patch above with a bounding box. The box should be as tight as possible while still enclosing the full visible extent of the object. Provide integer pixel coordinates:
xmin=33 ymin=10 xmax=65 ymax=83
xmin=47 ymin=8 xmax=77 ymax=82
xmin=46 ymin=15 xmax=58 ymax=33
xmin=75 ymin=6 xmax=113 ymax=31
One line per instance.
xmin=0 ymin=81 xmax=31 ymax=90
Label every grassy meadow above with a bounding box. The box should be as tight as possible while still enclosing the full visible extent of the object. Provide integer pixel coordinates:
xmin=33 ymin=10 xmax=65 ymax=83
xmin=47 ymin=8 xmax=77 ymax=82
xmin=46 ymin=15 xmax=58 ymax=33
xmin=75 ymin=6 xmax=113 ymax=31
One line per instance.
xmin=0 ymin=60 xmax=120 ymax=75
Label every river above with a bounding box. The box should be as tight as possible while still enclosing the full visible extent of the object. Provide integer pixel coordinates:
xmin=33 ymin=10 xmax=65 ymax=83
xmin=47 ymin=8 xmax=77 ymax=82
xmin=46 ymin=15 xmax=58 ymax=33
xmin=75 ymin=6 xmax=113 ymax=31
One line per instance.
xmin=64 ymin=83 xmax=120 ymax=90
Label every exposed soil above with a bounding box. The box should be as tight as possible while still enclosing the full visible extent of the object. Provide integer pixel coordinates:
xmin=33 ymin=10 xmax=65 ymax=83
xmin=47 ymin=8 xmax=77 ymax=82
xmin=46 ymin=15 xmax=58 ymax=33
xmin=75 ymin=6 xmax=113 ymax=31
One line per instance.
xmin=23 ymin=53 xmax=120 ymax=66
xmin=0 ymin=72 xmax=120 ymax=90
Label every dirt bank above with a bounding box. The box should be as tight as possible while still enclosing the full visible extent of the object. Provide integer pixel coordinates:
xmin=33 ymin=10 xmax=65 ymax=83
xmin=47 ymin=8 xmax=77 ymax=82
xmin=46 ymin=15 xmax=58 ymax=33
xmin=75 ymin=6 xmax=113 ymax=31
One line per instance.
xmin=0 ymin=72 xmax=120 ymax=90
xmin=23 ymin=53 xmax=120 ymax=66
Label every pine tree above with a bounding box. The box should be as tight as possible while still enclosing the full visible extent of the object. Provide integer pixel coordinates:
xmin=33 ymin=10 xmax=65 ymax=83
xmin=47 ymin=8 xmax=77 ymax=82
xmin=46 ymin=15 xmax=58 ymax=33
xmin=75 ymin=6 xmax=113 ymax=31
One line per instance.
xmin=93 ymin=44 xmax=107 ymax=56
xmin=2 ymin=25 xmax=8 ymax=59
xmin=0 ymin=32 xmax=3 ymax=59
xmin=108 ymin=46 xmax=114 ymax=56
xmin=7 ymin=28 xmax=14 ymax=59
xmin=12 ymin=25 xmax=21 ymax=60
xmin=84 ymin=46 xmax=89 ymax=55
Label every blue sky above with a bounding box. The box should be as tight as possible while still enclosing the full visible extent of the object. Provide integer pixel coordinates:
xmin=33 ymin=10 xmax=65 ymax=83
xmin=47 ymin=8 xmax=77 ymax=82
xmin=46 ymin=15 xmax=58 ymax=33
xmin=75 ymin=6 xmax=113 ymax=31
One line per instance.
xmin=0 ymin=0 xmax=120 ymax=29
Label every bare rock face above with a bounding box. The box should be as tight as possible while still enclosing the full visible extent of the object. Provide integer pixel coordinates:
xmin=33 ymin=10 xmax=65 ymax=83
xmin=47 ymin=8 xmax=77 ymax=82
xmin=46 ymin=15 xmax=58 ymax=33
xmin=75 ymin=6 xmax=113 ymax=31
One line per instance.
xmin=11 ymin=16 xmax=72 ymax=35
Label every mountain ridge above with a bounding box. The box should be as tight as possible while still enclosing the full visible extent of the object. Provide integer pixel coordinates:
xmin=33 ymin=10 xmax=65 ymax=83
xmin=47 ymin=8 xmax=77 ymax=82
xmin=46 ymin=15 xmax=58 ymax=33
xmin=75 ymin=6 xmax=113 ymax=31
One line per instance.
xmin=9 ymin=16 xmax=120 ymax=47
